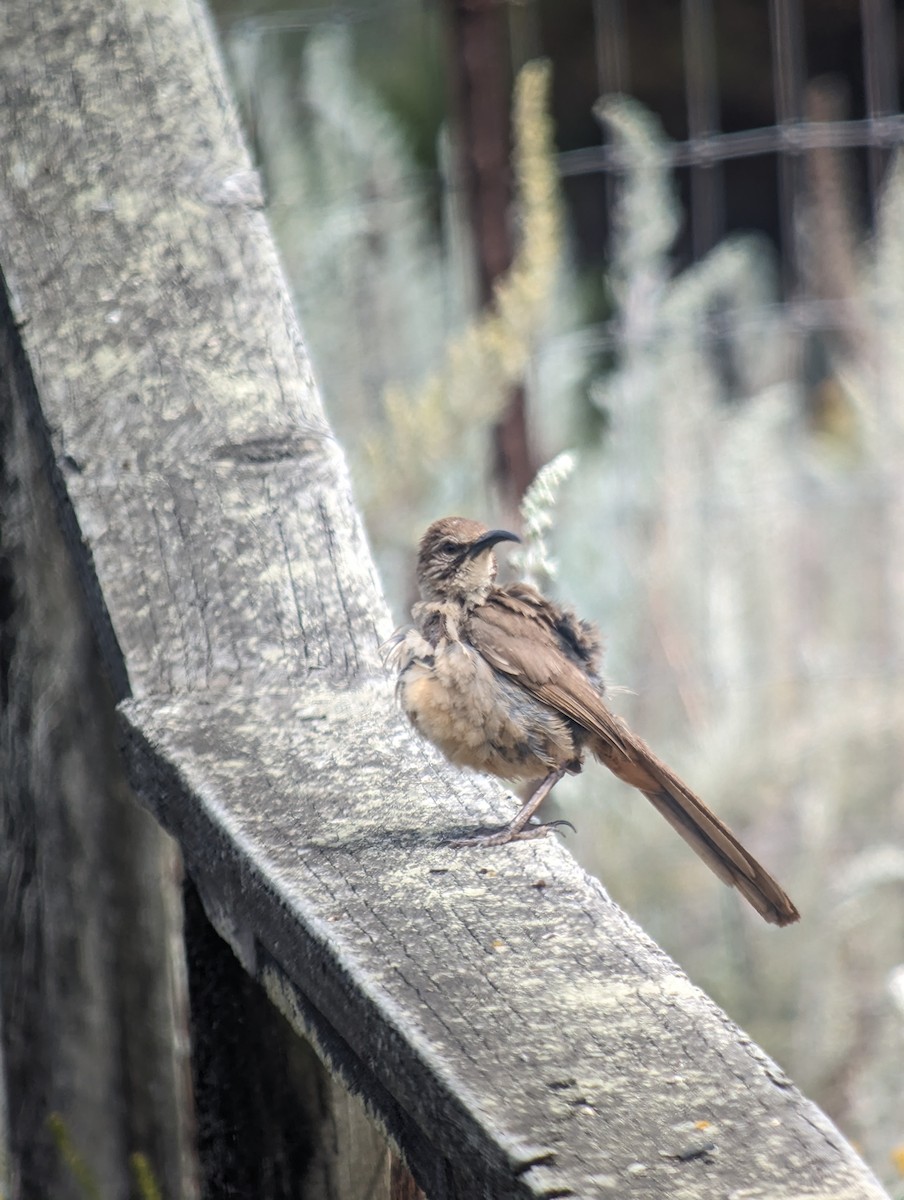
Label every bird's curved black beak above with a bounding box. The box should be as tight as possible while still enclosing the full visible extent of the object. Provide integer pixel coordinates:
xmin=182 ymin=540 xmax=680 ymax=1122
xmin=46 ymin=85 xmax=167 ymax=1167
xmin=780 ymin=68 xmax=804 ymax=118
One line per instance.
xmin=466 ymin=529 xmax=521 ymax=558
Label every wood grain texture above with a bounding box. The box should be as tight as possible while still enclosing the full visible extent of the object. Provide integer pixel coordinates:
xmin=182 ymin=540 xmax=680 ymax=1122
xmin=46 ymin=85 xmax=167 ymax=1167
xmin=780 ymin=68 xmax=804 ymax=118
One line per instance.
xmin=0 ymin=0 xmax=385 ymax=701
xmin=0 ymin=281 xmax=194 ymax=1199
xmin=0 ymin=0 xmax=889 ymax=1196
xmin=121 ymin=685 xmax=886 ymax=1200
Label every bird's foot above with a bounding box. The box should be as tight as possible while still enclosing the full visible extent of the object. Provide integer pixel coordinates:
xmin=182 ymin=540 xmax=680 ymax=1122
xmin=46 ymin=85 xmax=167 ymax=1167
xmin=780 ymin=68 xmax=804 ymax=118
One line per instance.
xmin=449 ymin=818 xmax=575 ymax=849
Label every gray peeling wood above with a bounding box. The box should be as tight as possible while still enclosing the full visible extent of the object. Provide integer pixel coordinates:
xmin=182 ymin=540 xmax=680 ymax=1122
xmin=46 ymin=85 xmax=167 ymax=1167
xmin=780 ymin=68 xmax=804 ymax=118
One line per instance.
xmin=121 ymin=685 xmax=885 ymax=1200
xmin=0 ymin=0 xmax=385 ymax=700
xmin=0 ymin=0 xmax=890 ymax=1197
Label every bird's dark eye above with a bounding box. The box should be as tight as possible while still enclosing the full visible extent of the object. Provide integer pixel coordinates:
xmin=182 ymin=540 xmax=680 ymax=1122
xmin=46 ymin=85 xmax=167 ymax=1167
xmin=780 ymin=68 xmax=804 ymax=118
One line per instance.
xmin=437 ymin=539 xmax=458 ymax=555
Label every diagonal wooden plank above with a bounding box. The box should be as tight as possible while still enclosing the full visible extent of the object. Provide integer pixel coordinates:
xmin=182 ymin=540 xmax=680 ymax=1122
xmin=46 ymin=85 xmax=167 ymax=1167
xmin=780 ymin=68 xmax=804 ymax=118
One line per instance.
xmin=121 ymin=686 xmax=886 ymax=1200
xmin=0 ymin=0 xmax=384 ymax=700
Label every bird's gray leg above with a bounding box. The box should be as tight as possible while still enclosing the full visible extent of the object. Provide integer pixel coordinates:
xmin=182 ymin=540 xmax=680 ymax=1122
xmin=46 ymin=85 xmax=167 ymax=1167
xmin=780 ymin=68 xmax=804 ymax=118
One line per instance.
xmin=449 ymin=767 xmax=569 ymax=848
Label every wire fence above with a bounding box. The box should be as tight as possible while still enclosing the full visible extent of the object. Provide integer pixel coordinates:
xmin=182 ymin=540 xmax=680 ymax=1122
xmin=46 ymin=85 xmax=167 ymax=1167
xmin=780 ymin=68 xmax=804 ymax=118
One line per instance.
xmin=583 ymin=0 xmax=903 ymax=269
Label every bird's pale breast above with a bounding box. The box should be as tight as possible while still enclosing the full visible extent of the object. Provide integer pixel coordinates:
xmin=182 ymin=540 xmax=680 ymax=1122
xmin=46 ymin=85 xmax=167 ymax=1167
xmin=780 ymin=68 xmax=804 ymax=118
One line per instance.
xmin=397 ymin=631 xmax=577 ymax=781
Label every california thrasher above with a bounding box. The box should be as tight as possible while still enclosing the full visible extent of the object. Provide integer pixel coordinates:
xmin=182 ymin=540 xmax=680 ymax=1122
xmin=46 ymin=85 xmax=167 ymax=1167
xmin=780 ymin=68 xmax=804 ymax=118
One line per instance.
xmin=388 ymin=517 xmax=799 ymax=927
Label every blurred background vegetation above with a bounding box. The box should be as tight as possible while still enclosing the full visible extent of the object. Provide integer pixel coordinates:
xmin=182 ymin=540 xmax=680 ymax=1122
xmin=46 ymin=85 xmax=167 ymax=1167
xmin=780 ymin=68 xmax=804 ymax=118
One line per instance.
xmin=211 ymin=0 xmax=904 ymax=1189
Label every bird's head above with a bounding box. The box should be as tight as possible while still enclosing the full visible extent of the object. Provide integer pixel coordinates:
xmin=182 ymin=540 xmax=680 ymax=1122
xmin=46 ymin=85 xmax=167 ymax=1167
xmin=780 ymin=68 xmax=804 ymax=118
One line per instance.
xmin=416 ymin=517 xmax=520 ymax=605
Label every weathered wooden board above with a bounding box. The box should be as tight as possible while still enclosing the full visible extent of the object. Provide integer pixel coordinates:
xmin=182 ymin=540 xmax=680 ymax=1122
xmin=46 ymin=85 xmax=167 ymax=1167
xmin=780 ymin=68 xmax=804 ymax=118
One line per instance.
xmin=0 ymin=0 xmax=890 ymax=1196
xmin=0 ymin=249 xmax=195 ymax=1199
xmin=122 ymin=684 xmax=886 ymax=1200
xmin=0 ymin=0 xmax=384 ymax=702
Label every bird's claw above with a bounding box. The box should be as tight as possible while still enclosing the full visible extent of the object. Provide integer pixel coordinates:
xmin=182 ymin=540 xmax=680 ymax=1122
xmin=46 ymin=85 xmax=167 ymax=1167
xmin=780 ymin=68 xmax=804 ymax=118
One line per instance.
xmin=543 ymin=818 xmax=577 ymax=835
xmin=449 ymin=818 xmax=575 ymax=849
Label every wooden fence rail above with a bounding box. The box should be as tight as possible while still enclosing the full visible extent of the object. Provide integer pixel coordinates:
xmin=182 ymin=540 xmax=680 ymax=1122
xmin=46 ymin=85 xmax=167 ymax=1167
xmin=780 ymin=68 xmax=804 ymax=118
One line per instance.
xmin=0 ymin=0 xmax=891 ymax=1197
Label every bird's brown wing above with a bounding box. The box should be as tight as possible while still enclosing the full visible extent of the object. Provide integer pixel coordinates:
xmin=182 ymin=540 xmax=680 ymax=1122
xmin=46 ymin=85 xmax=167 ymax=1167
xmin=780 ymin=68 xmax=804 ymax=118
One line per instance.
xmin=469 ymin=587 xmax=637 ymax=759
xmin=469 ymin=589 xmax=800 ymax=927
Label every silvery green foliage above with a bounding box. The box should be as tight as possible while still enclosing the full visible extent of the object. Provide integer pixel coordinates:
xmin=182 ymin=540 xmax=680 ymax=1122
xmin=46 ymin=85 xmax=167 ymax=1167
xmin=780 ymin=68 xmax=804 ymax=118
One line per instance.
xmin=510 ymin=451 xmax=577 ymax=591
xmin=558 ymin=97 xmax=785 ymax=695
xmin=226 ymin=22 xmax=468 ymax=442
xmin=548 ymin=96 xmax=904 ymax=1186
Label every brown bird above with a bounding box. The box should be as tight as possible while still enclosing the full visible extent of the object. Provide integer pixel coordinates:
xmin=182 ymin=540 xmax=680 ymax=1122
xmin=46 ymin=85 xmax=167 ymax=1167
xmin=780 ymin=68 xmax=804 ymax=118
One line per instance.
xmin=388 ymin=517 xmax=799 ymax=927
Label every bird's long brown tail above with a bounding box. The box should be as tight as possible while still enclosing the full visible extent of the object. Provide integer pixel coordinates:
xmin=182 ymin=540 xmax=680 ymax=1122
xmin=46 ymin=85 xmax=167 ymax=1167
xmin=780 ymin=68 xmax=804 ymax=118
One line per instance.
xmin=592 ymin=730 xmax=799 ymax=926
